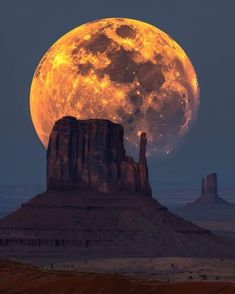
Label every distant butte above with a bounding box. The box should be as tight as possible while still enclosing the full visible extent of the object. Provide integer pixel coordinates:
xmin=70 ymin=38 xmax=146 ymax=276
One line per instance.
xmin=173 ymin=173 xmax=235 ymax=231
xmin=0 ymin=117 xmax=235 ymax=258
xmin=185 ymin=173 xmax=234 ymax=207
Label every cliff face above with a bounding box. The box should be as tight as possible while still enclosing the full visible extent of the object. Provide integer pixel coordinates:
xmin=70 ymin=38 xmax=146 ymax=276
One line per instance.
xmin=2 ymin=119 xmax=235 ymax=256
xmin=186 ymin=173 xmax=229 ymax=206
xmin=47 ymin=116 xmax=151 ymax=196
xmin=204 ymin=173 xmax=218 ymax=195
xmin=198 ymin=173 xmax=219 ymax=203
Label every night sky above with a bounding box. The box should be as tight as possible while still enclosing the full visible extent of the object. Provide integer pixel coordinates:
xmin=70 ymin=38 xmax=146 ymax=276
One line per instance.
xmin=0 ymin=0 xmax=235 ymax=192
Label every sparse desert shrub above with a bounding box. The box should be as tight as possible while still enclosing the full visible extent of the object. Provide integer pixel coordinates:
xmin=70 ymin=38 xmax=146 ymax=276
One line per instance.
xmin=200 ymin=274 xmax=207 ymax=280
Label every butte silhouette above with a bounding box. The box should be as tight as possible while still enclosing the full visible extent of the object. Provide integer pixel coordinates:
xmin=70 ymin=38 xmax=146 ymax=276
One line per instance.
xmin=0 ymin=117 xmax=235 ymax=257
xmin=174 ymin=173 xmax=235 ymax=225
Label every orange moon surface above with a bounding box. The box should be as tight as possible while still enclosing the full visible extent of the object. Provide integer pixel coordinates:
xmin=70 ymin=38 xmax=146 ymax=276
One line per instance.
xmin=30 ymin=18 xmax=199 ymax=156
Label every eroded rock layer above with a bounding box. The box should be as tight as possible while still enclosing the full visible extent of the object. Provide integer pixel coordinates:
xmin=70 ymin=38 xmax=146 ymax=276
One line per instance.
xmin=47 ymin=116 xmax=151 ymax=195
xmin=1 ymin=120 xmax=235 ymax=258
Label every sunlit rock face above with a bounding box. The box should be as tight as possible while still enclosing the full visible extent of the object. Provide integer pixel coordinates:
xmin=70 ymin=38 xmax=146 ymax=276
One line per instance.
xmin=30 ymin=18 xmax=200 ymax=157
xmin=47 ymin=116 xmax=152 ymax=196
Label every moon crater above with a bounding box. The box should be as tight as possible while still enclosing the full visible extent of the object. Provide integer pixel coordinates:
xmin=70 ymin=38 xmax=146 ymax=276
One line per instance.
xmin=30 ymin=18 xmax=199 ymax=156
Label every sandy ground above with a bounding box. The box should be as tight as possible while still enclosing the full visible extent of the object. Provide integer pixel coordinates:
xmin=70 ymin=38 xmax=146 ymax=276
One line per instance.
xmin=1 ymin=258 xmax=235 ymax=294
xmin=3 ymin=253 xmax=234 ymax=282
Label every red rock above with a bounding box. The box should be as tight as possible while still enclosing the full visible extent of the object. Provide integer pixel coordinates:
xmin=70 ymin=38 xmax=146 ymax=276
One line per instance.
xmin=1 ymin=120 xmax=235 ymax=257
xmin=47 ymin=117 xmax=151 ymax=195
xmin=138 ymin=132 xmax=151 ymax=195
xmin=205 ymin=173 xmax=217 ymax=194
xmin=185 ymin=173 xmax=230 ymax=206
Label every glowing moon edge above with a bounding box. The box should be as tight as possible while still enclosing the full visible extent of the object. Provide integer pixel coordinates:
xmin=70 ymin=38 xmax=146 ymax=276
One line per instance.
xmin=30 ymin=17 xmax=200 ymax=157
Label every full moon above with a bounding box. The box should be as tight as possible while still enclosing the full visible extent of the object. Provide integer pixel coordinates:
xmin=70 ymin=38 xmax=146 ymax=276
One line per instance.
xmin=30 ymin=18 xmax=199 ymax=156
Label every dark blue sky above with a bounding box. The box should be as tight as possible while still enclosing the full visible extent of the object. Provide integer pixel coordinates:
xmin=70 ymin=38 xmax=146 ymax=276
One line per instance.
xmin=0 ymin=0 xmax=235 ymax=191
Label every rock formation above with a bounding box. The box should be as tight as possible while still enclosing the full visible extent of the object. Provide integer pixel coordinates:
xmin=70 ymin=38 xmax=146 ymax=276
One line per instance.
xmin=1 ymin=120 xmax=235 ymax=258
xmin=174 ymin=173 xmax=235 ymax=216
xmin=204 ymin=173 xmax=217 ymax=193
xmin=201 ymin=177 xmax=205 ymax=194
xmin=172 ymin=173 xmax=235 ymax=234
xmin=47 ymin=117 xmax=151 ymax=196
xmin=192 ymin=173 xmax=228 ymax=205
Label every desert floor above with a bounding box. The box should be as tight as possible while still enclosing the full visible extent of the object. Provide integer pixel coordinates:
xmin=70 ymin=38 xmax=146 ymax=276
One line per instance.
xmin=1 ymin=250 xmax=235 ymax=282
xmin=37 ymin=256 xmax=235 ymax=282
xmin=1 ymin=258 xmax=235 ymax=294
